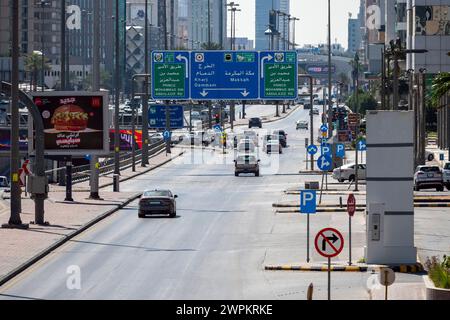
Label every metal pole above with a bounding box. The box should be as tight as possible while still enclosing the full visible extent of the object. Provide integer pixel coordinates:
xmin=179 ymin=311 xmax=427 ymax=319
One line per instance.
xmin=61 ymin=0 xmax=66 ymax=90
xmin=6 ymin=1 xmax=22 ymax=226
xmin=307 ymin=213 xmax=310 ymax=263
xmin=355 ymin=78 xmax=359 ymax=192
xmin=242 ymin=100 xmax=246 ymax=119
xmin=166 ymin=101 xmax=171 ymax=153
xmin=310 ymin=77 xmax=315 ymax=171
xmin=142 ymin=0 xmax=149 ymax=166
xmin=381 ymin=47 xmax=386 ymax=110
xmin=41 ymin=2 xmax=45 ymax=92
xmin=328 ymin=257 xmax=331 ymax=300
xmin=89 ymin=0 xmax=101 ymax=200
xmin=114 ymin=0 xmax=121 ymax=181
xmin=327 ymin=0 xmax=333 ymax=140
xmin=393 ymin=55 xmax=399 ymax=111
xmin=65 ymin=159 xmax=73 ymax=201
xmin=349 ymin=215 xmax=352 ymax=265
xmin=131 ymin=84 xmax=136 ymax=172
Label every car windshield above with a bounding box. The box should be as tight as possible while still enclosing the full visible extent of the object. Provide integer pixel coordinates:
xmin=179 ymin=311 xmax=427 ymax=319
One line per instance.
xmin=143 ymin=190 xmax=171 ymax=197
xmin=0 ymin=179 xmax=8 ymax=187
xmin=419 ymin=167 xmax=440 ymax=173
xmin=237 ymin=156 xmax=256 ymax=163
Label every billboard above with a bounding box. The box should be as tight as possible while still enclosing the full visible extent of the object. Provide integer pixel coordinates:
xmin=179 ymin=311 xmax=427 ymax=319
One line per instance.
xmin=109 ymin=129 xmax=143 ymax=151
xmin=0 ymin=128 xmax=28 ymax=152
xmin=30 ymin=92 xmax=109 ymax=155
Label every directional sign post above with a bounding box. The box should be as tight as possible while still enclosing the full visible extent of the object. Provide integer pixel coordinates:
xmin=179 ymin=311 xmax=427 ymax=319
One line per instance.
xmin=151 ymin=51 xmax=190 ymax=100
xmin=379 ymin=267 xmax=396 ymax=300
xmin=163 ymin=130 xmax=171 ymax=142
xmin=336 ymin=143 xmax=345 ymax=158
xmin=314 ymin=228 xmax=344 ymax=300
xmin=317 ymin=155 xmax=332 ymax=171
xmin=260 ymin=51 xmax=298 ymax=100
xmin=149 ymin=105 xmax=184 ymax=129
xmin=301 ymin=190 xmax=317 ymax=263
xmin=190 ymin=51 xmax=259 ymax=100
xmin=347 ymin=194 xmax=356 ymax=266
xmin=307 ymin=145 xmax=318 ymax=156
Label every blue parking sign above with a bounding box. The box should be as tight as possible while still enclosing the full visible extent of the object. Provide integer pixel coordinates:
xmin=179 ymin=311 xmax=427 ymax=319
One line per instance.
xmin=163 ymin=130 xmax=171 ymax=141
xmin=336 ymin=143 xmax=345 ymax=158
xmin=321 ymin=143 xmax=332 ymax=157
xmin=300 ymin=190 xmax=317 ymax=214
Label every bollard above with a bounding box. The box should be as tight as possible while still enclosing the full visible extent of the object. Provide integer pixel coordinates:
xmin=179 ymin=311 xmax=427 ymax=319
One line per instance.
xmin=307 ymin=283 xmax=314 ymax=300
xmin=339 ymin=196 xmax=343 ymax=208
xmin=113 ymin=174 xmax=120 ymax=192
xmin=65 ymin=161 xmax=73 ymax=202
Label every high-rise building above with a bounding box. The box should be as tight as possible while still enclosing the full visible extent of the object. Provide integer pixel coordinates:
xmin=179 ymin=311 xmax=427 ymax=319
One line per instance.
xmin=348 ymin=15 xmax=362 ymax=54
xmin=190 ymin=0 xmax=226 ymax=48
xmin=255 ymin=0 xmax=290 ymax=50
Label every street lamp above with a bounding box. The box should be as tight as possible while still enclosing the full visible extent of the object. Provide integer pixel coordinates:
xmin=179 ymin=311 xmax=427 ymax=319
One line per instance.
xmin=37 ymin=0 xmax=51 ymax=92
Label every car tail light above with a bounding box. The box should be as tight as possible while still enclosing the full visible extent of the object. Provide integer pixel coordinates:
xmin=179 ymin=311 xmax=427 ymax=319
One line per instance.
xmin=417 ymin=172 xmax=425 ymax=175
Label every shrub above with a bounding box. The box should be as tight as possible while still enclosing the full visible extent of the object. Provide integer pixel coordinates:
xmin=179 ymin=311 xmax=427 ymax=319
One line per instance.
xmin=424 ymin=255 xmax=450 ymax=289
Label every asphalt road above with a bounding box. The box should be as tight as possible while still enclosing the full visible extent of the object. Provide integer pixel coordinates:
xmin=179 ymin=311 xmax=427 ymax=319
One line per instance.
xmin=0 ymin=106 xmax=434 ymax=300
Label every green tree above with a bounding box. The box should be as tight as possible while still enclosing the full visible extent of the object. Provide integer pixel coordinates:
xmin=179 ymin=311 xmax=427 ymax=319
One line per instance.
xmin=431 ymin=72 xmax=450 ymax=107
xmin=346 ymin=89 xmax=378 ymax=114
xmin=24 ymin=51 xmax=51 ymax=91
xmin=201 ymin=42 xmax=223 ymax=50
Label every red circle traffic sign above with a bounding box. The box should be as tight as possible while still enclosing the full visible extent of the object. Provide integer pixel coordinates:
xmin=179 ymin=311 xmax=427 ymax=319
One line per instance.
xmin=347 ymin=194 xmax=356 ymax=217
xmin=314 ymin=228 xmax=344 ymax=258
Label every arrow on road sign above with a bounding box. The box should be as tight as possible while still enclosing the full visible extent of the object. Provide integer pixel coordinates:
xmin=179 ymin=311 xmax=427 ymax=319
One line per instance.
xmin=322 ymin=233 xmax=339 ymax=251
xmin=260 ymin=54 xmax=273 ymax=78
xmin=176 ymin=54 xmax=189 ymax=78
xmin=241 ymin=89 xmax=250 ymax=97
xmin=307 ymin=145 xmax=318 ymax=155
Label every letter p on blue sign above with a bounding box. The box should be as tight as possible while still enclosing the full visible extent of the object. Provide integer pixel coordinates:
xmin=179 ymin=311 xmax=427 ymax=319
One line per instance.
xmin=300 ymin=190 xmax=317 ymax=214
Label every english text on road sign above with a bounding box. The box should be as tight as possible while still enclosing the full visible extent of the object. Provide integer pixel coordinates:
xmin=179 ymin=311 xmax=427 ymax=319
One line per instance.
xmin=314 ymin=228 xmax=344 ymax=258
xmin=151 ymin=51 xmax=190 ymax=100
xmin=317 ymin=155 xmax=332 ymax=171
xmin=149 ymin=105 xmax=184 ymax=129
xmin=307 ymin=145 xmax=318 ymax=155
xmin=300 ymin=190 xmax=317 ymax=214
xmin=259 ymin=51 xmax=298 ymax=100
xmin=190 ymin=51 xmax=259 ymax=100
xmin=336 ymin=143 xmax=345 ymax=158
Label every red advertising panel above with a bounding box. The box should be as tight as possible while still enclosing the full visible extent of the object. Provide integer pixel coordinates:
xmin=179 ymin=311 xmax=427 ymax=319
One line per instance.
xmin=30 ymin=92 xmax=109 ymax=155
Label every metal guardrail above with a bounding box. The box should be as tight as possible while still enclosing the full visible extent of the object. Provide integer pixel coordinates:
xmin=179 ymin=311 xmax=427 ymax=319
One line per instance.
xmin=45 ymin=139 xmax=166 ymax=185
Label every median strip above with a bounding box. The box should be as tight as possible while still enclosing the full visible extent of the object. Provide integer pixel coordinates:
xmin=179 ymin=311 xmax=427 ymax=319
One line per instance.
xmin=264 ymin=263 xmax=424 ymax=273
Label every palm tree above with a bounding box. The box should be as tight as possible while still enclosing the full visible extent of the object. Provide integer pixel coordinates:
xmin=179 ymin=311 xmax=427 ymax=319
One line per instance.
xmin=431 ymin=72 xmax=450 ymax=107
xmin=24 ymin=51 xmax=51 ymax=91
xmin=201 ymin=42 xmax=223 ymax=50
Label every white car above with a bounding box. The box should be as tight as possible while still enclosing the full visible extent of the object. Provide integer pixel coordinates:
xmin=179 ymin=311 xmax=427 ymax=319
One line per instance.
xmin=332 ymin=163 xmax=366 ymax=183
xmin=242 ymin=130 xmax=259 ymax=147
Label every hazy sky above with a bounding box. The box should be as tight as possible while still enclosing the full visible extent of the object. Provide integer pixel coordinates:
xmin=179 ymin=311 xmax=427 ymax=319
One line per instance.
xmin=232 ymin=0 xmax=361 ymax=49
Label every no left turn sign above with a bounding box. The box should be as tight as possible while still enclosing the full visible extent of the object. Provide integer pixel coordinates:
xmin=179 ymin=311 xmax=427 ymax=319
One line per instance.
xmin=314 ymin=228 xmax=344 ymax=258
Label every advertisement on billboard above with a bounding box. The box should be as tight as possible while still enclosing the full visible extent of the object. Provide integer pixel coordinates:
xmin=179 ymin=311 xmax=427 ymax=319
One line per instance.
xmin=0 ymin=128 xmax=28 ymax=152
xmin=109 ymin=129 xmax=143 ymax=151
xmin=30 ymin=92 xmax=109 ymax=155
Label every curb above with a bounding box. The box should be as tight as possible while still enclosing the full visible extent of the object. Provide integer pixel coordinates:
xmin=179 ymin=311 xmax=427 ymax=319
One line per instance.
xmin=264 ymin=263 xmax=424 ymax=273
xmin=275 ymin=208 xmax=366 ymax=213
xmin=0 ymin=151 xmax=185 ymax=287
xmin=0 ymin=192 xmax=142 ymax=287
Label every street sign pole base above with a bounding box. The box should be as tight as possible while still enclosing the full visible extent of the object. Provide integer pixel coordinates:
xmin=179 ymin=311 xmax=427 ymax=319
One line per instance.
xmin=2 ymin=223 xmax=29 ymax=230
xmin=29 ymin=221 xmax=50 ymax=226
xmin=88 ymin=193 xmax=103 ymax=201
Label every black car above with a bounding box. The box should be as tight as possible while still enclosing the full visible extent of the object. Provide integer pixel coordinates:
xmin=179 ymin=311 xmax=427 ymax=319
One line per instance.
xmin=139 ymin=190 xmax=178 ymax=218
xmin=273 ymin=130 xmax=287 ymax=147
xmin=249 ymin=117 xmax=262 ymax=128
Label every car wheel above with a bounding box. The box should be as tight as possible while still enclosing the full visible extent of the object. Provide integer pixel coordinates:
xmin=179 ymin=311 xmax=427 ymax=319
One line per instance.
xmin=255 ymin=171 xmax=260 ymax=177
xmin=138 ymin=213 xmax=145 ymax=218
xmin=349 ymin=175 xmax=356 ymax=182
xmin=414 ymin=185 xmax=420 ymax=191
xmin=446 ymin=184 xmax=450 ymax=191
xmin=437 ymin=186 xmax=444 ymax=192
xmin=338 ymin=179 xmax=345 ymax=183
xmin=169 ymin=211 xmax=176 ymax=218
xmin=235 ymin=172 xmax=239 ymax=177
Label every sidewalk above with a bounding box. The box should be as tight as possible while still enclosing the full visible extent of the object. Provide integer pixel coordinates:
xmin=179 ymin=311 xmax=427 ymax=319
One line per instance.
xmin=0 ymin=149 xmax=184 ymax=283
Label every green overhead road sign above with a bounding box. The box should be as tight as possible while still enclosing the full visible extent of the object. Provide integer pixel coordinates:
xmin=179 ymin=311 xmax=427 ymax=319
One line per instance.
xmin=260 ymin=51 xmax=298 ymax=100
xmin=152 ymin=51 xmax=190 ymax=100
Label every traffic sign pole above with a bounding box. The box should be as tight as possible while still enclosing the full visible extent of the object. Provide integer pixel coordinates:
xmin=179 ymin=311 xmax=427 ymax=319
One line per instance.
xmin=328 ymin=257 xmax=331 ymax=300
xmin=307 ymin=214 xmax=310 ymax=263
xmin=349 ymin=215 xmax=352 ymax=266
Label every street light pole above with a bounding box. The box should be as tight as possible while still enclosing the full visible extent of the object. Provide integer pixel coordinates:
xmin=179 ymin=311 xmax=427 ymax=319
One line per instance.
xmin=114 ymin=0 xmax=121 ymax=184
xmin=327 ymin=0 xmax=333 ymax=140
xmin=142 ymin=0 xmax=150 ymax=166
xmin=3 ymin=0 xmax=25 ymax=228
xmin=61 ymin=0 xmax=66 ymax=90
